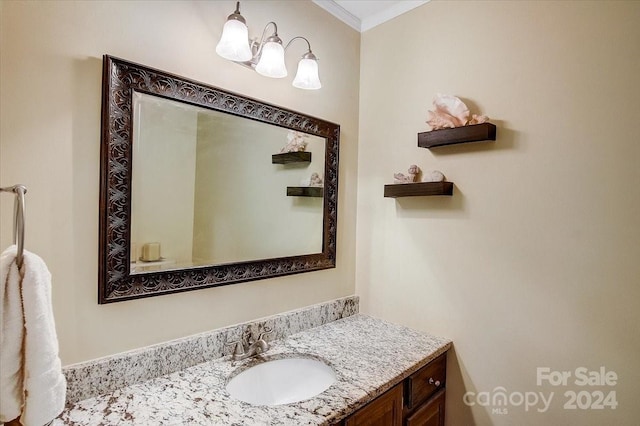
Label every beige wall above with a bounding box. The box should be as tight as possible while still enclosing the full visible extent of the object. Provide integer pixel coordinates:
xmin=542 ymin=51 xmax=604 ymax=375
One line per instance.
xmin=0 ymin=0 xmax=360 ymax=364
xmin=357 ymin=1 xmax=640 ymax=425
xmin=192 ymin=112 xmax=325 ymax=264
xmin=131 ymin=94 xmax=198 ymax=267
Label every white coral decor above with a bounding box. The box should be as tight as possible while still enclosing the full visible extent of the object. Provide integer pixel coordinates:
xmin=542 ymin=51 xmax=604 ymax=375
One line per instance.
xmin=280 ymin=130 xmax=308 ymax=153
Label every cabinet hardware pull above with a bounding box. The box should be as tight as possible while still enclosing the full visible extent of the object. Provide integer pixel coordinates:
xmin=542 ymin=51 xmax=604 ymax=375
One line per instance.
xmin=428 ymin=378 xmax=441 ymax=387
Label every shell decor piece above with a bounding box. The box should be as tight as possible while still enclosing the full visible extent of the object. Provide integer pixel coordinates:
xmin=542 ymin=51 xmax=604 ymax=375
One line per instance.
xmin=426 ymin=94 xmax=490 ymax=130
xmin=424 ymin=170 xmax=445 ymax=183
xmin=393 ymin=165 xmax=421 ymax=184
xmin=280 ymin=130 xmax=308 ymax=153
xmin=309 ymin=172 xmax=323 ymax=187
xmin=469 ymin=114 xmax=488 ymax=125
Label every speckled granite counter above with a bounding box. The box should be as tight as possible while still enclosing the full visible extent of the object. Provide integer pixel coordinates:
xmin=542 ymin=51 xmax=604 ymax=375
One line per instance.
xmin=62 ymin=296 xmax=359 ymax=404
xmin=54 ymin=313 xmax=450 ymax=425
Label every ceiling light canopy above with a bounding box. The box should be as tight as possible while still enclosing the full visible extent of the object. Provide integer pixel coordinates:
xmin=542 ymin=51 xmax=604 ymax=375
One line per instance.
xmin=215 ymin=1 xmax=322 ymax=90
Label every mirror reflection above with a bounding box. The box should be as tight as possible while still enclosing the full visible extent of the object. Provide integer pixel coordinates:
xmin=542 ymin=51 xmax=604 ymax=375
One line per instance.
xmin=130 ymin=92 xmax=325 ymax=273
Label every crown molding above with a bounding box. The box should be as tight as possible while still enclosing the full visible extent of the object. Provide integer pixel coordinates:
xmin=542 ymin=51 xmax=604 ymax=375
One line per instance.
xmin=311 ymin=0 xmax=361 ymax=32
xmin=360 ymin=1 xmax=430 ymax=32
xmin=312 ymin=0 xmax=431 ymax=33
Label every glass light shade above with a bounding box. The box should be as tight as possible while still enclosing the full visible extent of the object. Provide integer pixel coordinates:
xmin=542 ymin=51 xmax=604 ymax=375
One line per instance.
xmin=255 ymin=41 xmax=287 ymax=78
xmin=292 ymin=58 xmax=321 ymax=90
xmin=215 ymin=19 xmax=252 ymax=62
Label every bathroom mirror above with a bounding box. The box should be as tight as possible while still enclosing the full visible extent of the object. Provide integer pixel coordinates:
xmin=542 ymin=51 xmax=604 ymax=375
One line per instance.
xmin=99 ymin=56 xmax=339 ymax=303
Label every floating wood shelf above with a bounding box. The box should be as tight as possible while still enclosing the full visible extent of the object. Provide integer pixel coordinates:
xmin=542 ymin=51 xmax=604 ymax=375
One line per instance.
xmin=287 ymin=186 xmax=323 ymax=197
xmin=384 ymin=182 xmax=453 ymax=198
xmin=418 ymin=123 xmax=496 ymax=148
xmin=272 ymin=152 xmax=312 ymax=164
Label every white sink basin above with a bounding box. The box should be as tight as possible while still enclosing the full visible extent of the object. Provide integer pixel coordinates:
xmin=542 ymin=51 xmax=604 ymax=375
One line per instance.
xmin=226 ymin=357 xmax=336 ymax=406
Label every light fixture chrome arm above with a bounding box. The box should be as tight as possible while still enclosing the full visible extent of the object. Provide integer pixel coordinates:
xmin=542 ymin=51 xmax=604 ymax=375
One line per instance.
xmin=253 ymin=21 xmax=279 ymax=57
xmin=284 ymin=36 xmax=311 ymax=53
xmin=285 ymin=36 xmax=318 ymax=61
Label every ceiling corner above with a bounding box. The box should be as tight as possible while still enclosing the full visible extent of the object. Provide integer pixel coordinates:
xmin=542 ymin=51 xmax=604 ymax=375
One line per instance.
xmin=312 ymin=0 xmax=431 ymax=33
xmin=312 ymin=0 xmax=362 ymax=32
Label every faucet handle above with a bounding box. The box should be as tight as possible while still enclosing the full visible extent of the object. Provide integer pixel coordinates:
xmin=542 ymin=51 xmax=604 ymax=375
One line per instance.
xmin=257 ymin=326 xmax=274 ymax=341
xmin=242 ymin=328 xmax=253 ymax=345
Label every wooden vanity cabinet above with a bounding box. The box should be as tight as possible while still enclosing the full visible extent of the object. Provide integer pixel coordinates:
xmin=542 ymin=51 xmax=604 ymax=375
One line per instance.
xmin=405 ymin=389 xmax=445 ymax=426
xmin=344 ymin=383 xmax=403 ymax=426
xmin=334 ymin=352 xmax=447 ymax=426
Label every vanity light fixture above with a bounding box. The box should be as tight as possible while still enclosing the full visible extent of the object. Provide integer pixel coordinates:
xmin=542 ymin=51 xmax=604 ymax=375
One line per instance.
xmin=215 ymin=1 xmax=322 ymax=90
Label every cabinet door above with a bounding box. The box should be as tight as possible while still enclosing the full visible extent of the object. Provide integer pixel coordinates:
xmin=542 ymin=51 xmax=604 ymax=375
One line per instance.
xmin=345 ymin=383 xmax=403 ymax=426
xmin=405 ymin=390 xmax=445 ymax=426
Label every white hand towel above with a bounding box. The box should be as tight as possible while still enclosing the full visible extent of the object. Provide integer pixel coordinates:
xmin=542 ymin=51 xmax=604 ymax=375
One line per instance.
xmin=1 ymin=245 xmax=24 ymax=422
xmin=0 ymin=245 xmax=66 ymax=425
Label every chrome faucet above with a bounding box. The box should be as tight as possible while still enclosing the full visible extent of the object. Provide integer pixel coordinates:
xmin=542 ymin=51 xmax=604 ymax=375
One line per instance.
xmin=226 ymin=327 xmax=273 ymax=361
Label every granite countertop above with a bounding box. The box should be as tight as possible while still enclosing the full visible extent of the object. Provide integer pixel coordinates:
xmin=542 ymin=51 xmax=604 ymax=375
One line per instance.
xmin=54 ymin=314 xmax=451 ymax=425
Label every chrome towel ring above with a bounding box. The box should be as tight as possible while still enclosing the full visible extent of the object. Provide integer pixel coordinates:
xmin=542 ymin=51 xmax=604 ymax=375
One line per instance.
xmin=1 ymin=184 xmax=27 ymax=268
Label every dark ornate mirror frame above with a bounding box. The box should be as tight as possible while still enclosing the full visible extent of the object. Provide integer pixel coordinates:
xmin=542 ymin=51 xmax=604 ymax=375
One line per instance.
xmin=99 ymin=55 xmax=339 ymax=303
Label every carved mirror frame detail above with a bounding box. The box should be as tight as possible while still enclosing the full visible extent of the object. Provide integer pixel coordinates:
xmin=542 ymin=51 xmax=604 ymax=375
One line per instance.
xmin=99 ymin=55 xmax=339 ymax=303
